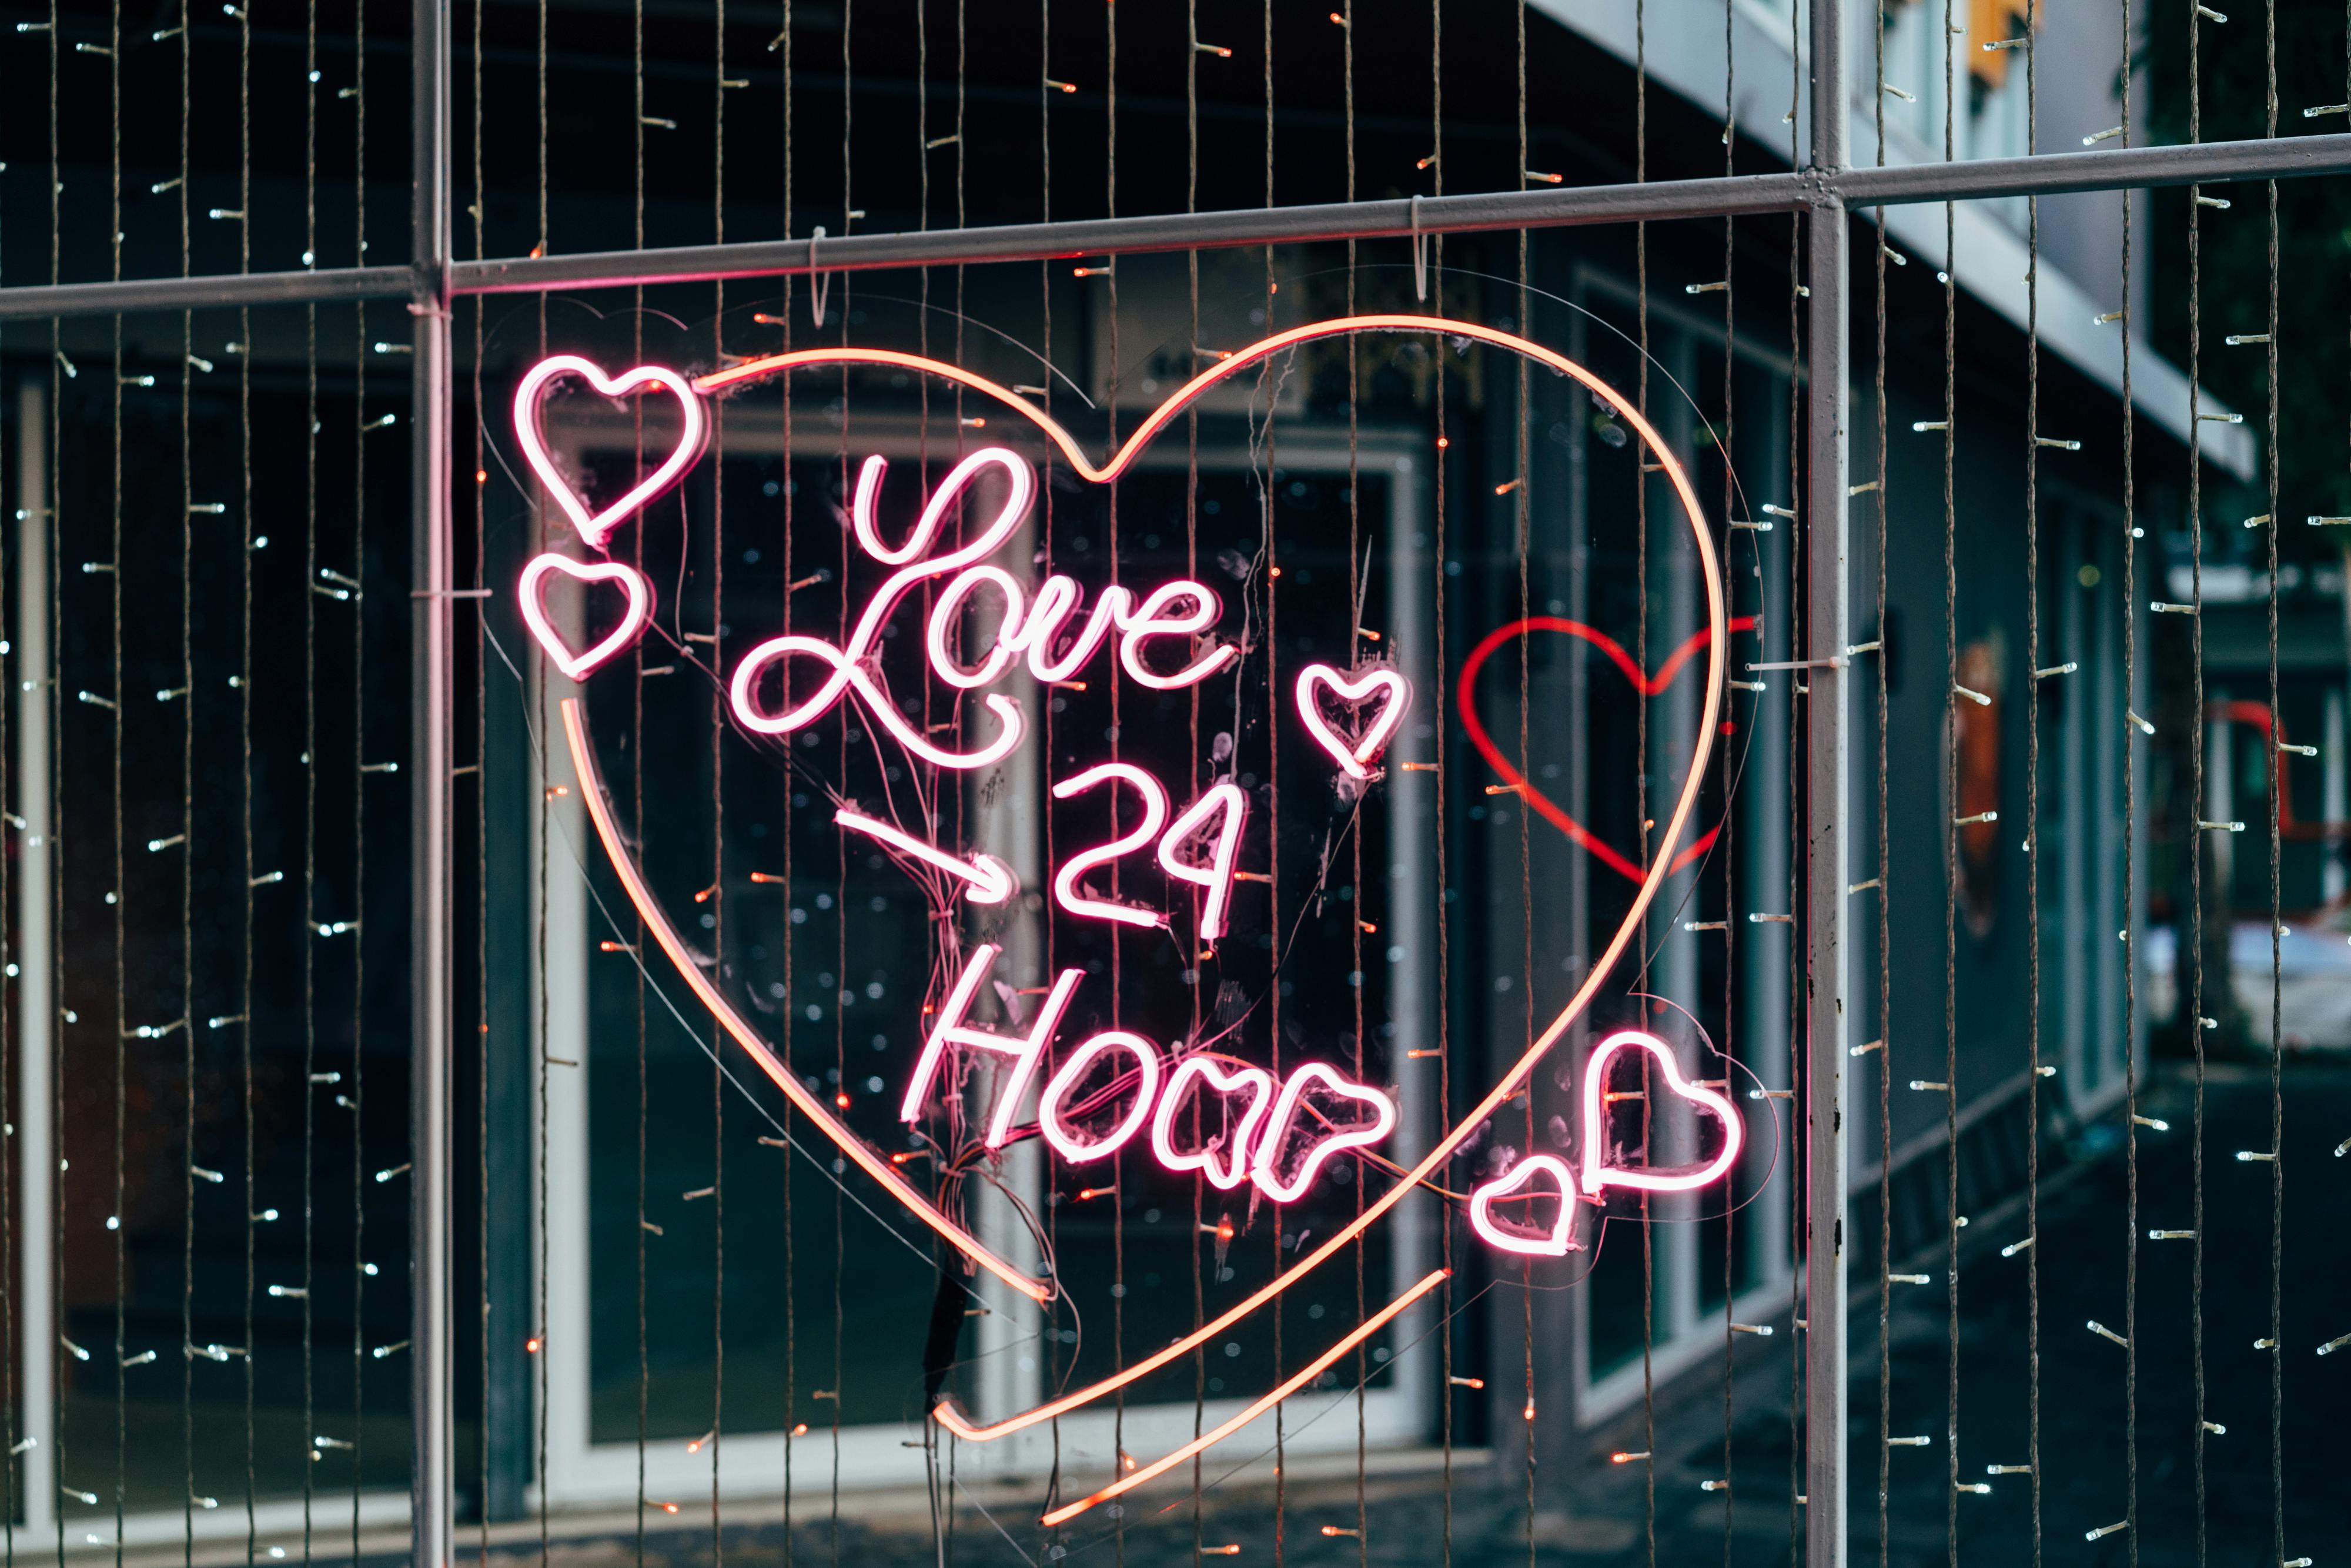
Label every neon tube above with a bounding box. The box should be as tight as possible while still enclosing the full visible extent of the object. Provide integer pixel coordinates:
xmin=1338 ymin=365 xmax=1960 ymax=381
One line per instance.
xmin=1117 ymin=580 xmax=1239 ymax=690
xmin=1577 ymin=1029 xmax=1744 ymax=1195
xmin=1049 ymin=763 xmax=1171 ymax=929
xmin=834 ymin=804 xmax=1018 ymax=905
xmin=1148 ymin=1057 xmax=1275 ymax=1191
xmin=1466 ymin=1154 xmax=1583 ymax=1258
xmin=1457 ymin=616 xmax=1753 ymax=884
xmin=517 ymin=553 xmax=654 ymax=681
xmin=513 ymin=356 xmax=707 ymax=549
xmin=1155 ymin=783 xmax=1249 ymax=941
xmin=1006 ymin=577 xmax=1129 ymax=683
xmin=1248 ymin=1063 xmax=1399 ymax=1203
xmin=690 ymin=318 xmax=1724 ymax=1447
xmin=924 ymin=566 xmax=1028 ymax=690
xmin=1036 ymin=1031 xmax=1162 ymax=1163
xmin=896 ymin=942 xmax=1085 ymax=1149
xmin=1293 ymin=664 xmax=1412 ymax=781
xmin=1032 ymin=1268 xmax=1451 ymax=1528
xmin=728 ymin=446 xmax=1035 ymax=768
xmin=559 ymin=698 xmax=1052 ymax=1303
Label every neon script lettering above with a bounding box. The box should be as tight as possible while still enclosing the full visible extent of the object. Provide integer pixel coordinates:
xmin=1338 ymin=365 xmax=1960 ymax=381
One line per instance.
xmin=903 ymin=942 xmax=1398 ymax=1201
xmin=728 ymin=448 xmax=1237 ymax=768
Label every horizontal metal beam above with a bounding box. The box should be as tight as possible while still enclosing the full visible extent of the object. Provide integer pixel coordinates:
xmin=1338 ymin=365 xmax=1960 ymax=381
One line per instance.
xmin=1842 ymin=131 xmax=2351 ymax=206
xmin=450 ymin=171 xmax=1815 ymax=295
xmin=2 ymin=131 xmax=2347 ymax=321
xmin=0 ymin=264 xmax=417 ymax=322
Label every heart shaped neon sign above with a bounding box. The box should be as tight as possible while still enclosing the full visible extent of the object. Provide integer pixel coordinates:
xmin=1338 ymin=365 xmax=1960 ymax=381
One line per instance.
xmin=522 ymin=314 xmax=1731 ymax=1520
xmin=517 ymin=553 xmax=654 ymax=681
xmin=513 ymin=354 xmax=707 ymax=550
xmin=1576 ymin=1028 xmax=1745 ymax=1195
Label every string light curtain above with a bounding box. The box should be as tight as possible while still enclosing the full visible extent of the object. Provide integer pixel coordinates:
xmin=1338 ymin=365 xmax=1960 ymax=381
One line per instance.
xmin=0 ymin=5 xmax=2339 ymax=1568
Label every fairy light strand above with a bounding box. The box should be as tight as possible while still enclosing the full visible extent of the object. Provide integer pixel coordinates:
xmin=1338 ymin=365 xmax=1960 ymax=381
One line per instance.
xmin=1871 ymin=0 xmax=1892 ymax=1560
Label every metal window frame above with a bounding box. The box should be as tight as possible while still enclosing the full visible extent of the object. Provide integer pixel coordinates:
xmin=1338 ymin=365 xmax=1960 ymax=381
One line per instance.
xmin=1 ymin=0 xmax=2342 ymax=1560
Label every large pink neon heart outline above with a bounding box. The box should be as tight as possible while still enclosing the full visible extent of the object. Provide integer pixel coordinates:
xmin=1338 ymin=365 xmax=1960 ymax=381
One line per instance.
xmin=513 ymin=355 xmax=708 ymax=550
xmin=1577 ymin=1029 xmax=1744 ymax=1196
xmin=1293 ymin=663 xmax=1412 ymax=780
xmin=545 ymin=316 xmax=1723 ymax=1503
xmin=1467 ymin=1154 xmax=1584 ymax=1258
xmin=518 ymin=553 xmax=654 ymax=680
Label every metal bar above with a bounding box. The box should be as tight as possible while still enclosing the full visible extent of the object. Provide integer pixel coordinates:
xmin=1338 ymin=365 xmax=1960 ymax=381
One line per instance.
xmin=407 ymin=0 xmax=453 ymax=1554
xmin=1838 ymin=131 xmax=2351 ymax=205
xmin=0 ymin=132 xmax=2347 ymax=322
xmin=452 ymin=172 xmax=1815 ymax=294
xmin=14 ymin=379 xmax=56 ymax=1545
xmin=1803 ymin=0 xmax=1851 ymax=1560
xmin=0 ymin=265 xmax=414 ymax=322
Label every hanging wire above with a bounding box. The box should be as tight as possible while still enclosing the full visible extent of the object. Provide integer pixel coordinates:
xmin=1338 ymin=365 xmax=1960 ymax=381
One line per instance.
xmin=1624 ymin=1 xmax=1654 ymax=1557
xmin=1339 ymin=8 xmax=1369 ymax=1565
xmin=1102 ymin=11 xmax=1126 ymax=1561
xmin=533 ymin=0 xmax=554 ymax=1550
xmin=1937 ymin=3 xmax=1959 ymax=1564
xmin=44 ymin=0 xmax=61 ymax=1551
xmin=1720 ymin=0 xmax=1741 ymax=1557
xmin=349 ymin=2 xmax=372 ymax=1544
xmin=1785 ymin=0 xmax=1803 ymax=1555
xmin=1870 ymin=0 xmax=1891 ymax=1560
xmin=302 ymin=0 xmax=321 ymax=1539
xmin=2260 ymin=4 xmax=2285 ymax=1566
xmin=238 ymin=0 xmax=256 ymax=1531
xmin=2185 ymin=9 xmax=2210 ymax=1565
xmin=1266 ymin=149 xmax=1290 ymax=1568
xmin=779 ymin=45 xmax=801 ymax=1568
xmin=109 ymin=0 xmax=126 ymax=1552
xmin=469 ymin=0 xmax=490 ymax=1540
xmin=2115 ymin=0 xmax=2140 ymax=1557
xmin=1428 ymin=10 xmax=1450 ymax=1566
xmin=708 ymin=0 xmax=730 ymax=1544
xmin=1514 ymin=4 xmax=1544 ymax=1559
xmin=2021 ymin=11 xmax=2045 ymax=1568
xmin=178 ymin=0 xmax=196 ymax=1539
xmin=1185 ymin=5 xmax=1206 ymax=1560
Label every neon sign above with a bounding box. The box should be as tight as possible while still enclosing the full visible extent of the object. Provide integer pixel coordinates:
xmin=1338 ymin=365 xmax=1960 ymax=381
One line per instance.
xmin=517 ymin=313 xmax=1735 ymax=1519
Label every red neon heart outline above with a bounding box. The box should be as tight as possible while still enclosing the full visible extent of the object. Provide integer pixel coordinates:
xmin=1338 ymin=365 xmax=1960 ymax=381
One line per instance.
xmin=1459 ymin=614 xmax=1753 ymax=884
xmin=549 ymin=315 xmax=1724 ymax=1507
xmin=517 ymin=553 xmax=655 ymax=680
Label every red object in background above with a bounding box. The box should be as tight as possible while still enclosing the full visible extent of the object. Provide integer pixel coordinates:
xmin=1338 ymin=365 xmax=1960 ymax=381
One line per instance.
xmin=1459 ymin=614 xmax=1755 ymax=884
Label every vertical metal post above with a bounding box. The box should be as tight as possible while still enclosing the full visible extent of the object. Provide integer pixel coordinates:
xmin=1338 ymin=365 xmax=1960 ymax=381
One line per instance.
xmin=1803 ymin=0 xmax=1852 ymax=1564
xmin=14 ymin=380 xmax=55 ymax=1544
xmin=409 ymin=0 xmax=454 ymax=1557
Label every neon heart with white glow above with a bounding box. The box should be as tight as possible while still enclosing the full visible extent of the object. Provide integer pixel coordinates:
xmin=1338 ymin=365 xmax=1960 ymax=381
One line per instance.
xmin=513 ymin=315 xmax=1731 ymax=1522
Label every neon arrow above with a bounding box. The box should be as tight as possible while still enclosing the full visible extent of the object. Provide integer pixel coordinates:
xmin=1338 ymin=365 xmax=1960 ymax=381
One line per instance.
xmin=835 ymin=805 xmax=1019 ymax=905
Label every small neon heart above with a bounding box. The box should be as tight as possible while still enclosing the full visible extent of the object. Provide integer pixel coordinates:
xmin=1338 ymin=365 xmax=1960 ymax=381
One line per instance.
xmin=1293 ymin=663 xmax=1412 ymax=780
xmin=1148 ymin=1056 xmax=1276 ymax=1192
xmin=513 ymin=355 xmax=708 ymax=550
xmin=1248 ymin=1062 xmax=1398 ymax=1203
xmin=519 ymin=553 xmax=654 ymax=680
xmin=1467 ymin=1154 xmax=1584 ymax=1257
xmin=1578 ymin=1029 xmax=1744 ymax=1196
xmin=1460 ymin=616 xmax=1754 ymax=884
